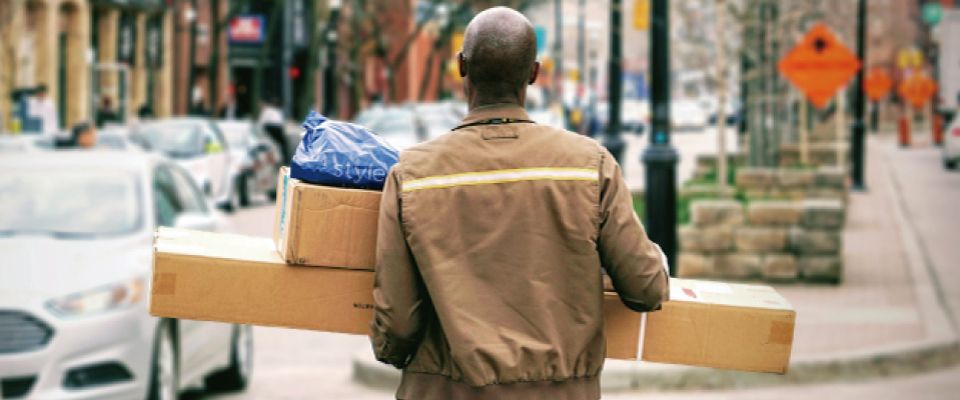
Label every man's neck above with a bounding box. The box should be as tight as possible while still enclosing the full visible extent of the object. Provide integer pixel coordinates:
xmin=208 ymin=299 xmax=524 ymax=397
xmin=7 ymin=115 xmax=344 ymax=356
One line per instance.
xmin=468 ymin=93 xmax=524 ymax=111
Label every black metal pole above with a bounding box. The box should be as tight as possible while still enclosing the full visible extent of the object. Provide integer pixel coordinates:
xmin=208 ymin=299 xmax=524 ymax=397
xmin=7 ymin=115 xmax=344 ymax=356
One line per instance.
xmin=188 ymin=0 xmax=198 ymax=114
xmin=643 ymin=0 xmax=678 ymax=276
xmin=850 ymin=0 xmax=867 ymax=190
xmin=323 ymin=6 xmax=340 ymax=117
xmin=553 ymin=0 xmax=563 ymax=103
xmin=603 ymin=0 xmax=625 ymax=161
xmin=577 ymin=0 xmax=585 ymax=89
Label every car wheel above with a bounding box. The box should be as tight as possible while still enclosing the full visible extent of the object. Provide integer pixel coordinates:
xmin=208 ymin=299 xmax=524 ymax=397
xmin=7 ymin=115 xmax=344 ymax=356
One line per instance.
xmin=205 ymin=325 xmax=253 ymax=392
xmin=148 ymin=321 xmax=178 ymax=400
xmin=237 ymin=174 xmax=252 ymax=208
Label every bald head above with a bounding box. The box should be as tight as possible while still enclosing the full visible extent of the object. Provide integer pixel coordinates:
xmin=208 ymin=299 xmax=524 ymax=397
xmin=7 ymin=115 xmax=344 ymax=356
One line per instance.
xmin=460 ymin=7 xmax=539 ymax=107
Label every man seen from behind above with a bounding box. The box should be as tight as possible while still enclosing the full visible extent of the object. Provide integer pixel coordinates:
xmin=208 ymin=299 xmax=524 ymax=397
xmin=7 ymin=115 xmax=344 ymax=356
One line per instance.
xmin=371 ymin=7 xmax=670 ymax=400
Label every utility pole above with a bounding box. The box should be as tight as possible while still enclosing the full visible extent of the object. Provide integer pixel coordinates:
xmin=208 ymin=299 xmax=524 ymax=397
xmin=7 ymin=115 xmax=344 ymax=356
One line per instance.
xmin=323 ymin=0 xmax=341 ymax=117
xmin=643 ymin=0 xmax=678 ymax=276
xmin=850 ymin=0 xmax=867 ymax=190
xmin=715 ymin=0 xmax=729 ymax=190
xmin=577 ymin=0 xmax=585 ymax=90
xmin=553 ymin=0 xmax=563 ymax=104
xmin=281 ymin=0 xmax=293 ymax=118
xmin=604 ymin=0 xmax=625 ymax=161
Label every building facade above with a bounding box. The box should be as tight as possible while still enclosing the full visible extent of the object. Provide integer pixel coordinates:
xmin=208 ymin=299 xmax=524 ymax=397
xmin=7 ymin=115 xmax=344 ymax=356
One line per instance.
xmin=1 ymin=0 xmax=174 ymax=132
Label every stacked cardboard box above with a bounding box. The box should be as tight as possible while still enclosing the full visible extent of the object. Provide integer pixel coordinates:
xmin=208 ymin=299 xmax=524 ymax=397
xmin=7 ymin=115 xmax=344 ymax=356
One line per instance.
xmin=151 ymin=169 xmax=795 ymax=373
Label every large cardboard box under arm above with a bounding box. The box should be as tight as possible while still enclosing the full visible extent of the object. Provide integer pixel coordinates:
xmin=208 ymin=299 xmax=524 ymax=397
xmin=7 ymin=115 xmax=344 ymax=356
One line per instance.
xmin=151 ymin=228 xmax=794 ymax=371
xmin=613 ymin=279 xmax=796 ymax=373
xmin=273 ymin=167 xmax=381 ymax=269
xmin=151 ymin=228 xmax=639 ymax=356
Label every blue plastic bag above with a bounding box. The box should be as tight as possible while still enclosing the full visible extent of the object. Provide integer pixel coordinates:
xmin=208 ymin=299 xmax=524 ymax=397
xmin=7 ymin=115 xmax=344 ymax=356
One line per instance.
xmin=290 ymin=111 xmax=399 ymax=190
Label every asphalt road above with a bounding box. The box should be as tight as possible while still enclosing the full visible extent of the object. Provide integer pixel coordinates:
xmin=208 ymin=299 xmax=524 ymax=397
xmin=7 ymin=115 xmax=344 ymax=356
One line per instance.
xmin=194 ymin=133 xmax=959 ymax=399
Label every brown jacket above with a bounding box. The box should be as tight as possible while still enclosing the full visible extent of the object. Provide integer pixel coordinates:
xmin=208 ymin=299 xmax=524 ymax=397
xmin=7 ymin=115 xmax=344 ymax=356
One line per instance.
xmin=371 ymin=103 xmax=669 ymax=400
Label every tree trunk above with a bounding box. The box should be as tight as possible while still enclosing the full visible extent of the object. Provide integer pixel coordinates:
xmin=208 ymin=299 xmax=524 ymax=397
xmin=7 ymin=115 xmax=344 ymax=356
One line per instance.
xmin=715 ymin=0 xmax=728 ymax=190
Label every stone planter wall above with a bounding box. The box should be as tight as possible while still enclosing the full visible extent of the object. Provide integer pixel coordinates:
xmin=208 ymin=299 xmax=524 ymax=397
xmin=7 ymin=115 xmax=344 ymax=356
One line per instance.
xmin=735 ymin=166 xmax=847 ymax=202
xmin=678 ymin=199 xmax=846 ymax=283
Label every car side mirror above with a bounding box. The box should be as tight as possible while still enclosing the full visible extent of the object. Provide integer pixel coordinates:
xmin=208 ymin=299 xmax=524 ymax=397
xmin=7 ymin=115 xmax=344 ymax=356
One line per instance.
xmin=173 ymin=212 xmax=218 ymax=232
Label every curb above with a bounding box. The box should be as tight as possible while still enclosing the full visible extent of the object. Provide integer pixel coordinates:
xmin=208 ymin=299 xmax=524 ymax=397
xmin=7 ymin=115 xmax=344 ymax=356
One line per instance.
xmin=351 ymin=138 xmax=960 ymax=392
xmin=351 ymin=339 xmax=960 ymax=393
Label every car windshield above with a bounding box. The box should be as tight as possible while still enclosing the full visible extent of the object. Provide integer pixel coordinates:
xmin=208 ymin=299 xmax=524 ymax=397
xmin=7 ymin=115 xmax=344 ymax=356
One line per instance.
xmin=134 ymin=122 xmax=203 ymax=158
xmin=0 ymin=168 xmax=142 ymax=238
xmin=370 ymin=110 xmax=417 ymax=137
xmin=353 ymin=108 xmax=383 ymax=130
xmin=217 ymin=123 xmax=253 ymax=148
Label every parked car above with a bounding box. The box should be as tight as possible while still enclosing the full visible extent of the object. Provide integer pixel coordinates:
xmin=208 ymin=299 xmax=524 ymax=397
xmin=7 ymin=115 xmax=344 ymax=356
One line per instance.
xmin=621 ymin=98 xmax=650 ymax=134
xmin=707 ymin=98 xmax=742 ymax=127
xmin=356 ymin=106 xmax=426 ymax=150
xmin=96 ymin=126 xmax=145 ymax=151
xmin=671 ymin=99 xmax=708 ymax=130
xmin=528 ymin=107 xmax=568 ymax=131
xmin=0 ymin=151 xmax=252 ymax=399
xmin=216 ymin=120 xmax=282 ymax=207
xmin=131 ymin=118 xmax=236 ymax=211
xmin=943 ymin=113 xmax=960 ymax=170
xmin=412 ymin=102 xmax=462 ymax=140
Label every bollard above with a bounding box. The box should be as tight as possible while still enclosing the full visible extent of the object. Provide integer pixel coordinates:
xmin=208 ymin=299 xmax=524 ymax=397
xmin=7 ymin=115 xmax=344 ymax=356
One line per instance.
xmin=933 ymin=113 xmax=944 ymax=147
xmin=898 ymin=116 xmax=911 ymax=147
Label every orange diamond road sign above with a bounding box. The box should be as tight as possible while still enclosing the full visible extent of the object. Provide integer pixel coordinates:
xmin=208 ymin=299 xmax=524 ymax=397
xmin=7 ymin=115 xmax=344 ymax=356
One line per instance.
xmin=778 ymin=23 xmax=862 ymax=109
xmin=863 ymin=68 xmax=892 ymax=101
xmin=898 ymin=73 xmax=937 ymax=108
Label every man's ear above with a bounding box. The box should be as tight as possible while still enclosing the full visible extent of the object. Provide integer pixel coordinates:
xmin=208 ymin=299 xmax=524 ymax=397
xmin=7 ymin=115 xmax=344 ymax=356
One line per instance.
xmin=458 ymin=53 xmax=467 ymax=78
xmin=529 ymin=61 xmax=540 ymax=85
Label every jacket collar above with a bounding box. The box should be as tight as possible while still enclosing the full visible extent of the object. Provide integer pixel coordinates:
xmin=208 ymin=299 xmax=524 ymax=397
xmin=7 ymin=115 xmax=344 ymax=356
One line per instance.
xmin=459 ymin=103 xmax=531 ymax=127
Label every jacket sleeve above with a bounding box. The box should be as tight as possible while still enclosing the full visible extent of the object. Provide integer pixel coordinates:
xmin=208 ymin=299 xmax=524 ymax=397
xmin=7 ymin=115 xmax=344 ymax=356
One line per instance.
xmin=597 ymin=149 xmax=670 ymax=312
xmin=370 ymin=166 xmax=427 ymax=369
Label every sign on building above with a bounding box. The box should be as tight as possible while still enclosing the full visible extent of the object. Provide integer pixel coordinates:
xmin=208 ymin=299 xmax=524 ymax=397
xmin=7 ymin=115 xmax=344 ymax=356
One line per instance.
xmin=229 ymin=14 xmax=267 ymax=44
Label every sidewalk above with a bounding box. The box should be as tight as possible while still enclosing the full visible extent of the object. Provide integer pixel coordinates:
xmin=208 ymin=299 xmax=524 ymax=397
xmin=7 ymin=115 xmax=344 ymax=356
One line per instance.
xmin=351 ymin=135 xmax=960 ymax=393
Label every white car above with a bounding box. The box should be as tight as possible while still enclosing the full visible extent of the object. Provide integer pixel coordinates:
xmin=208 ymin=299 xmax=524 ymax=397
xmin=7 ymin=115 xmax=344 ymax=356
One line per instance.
xmin=216 ymin=121 xmax=282 ymax=208
xmin=622 ymin=98 xmax=650 ymax=134
xmin=671 ymin=100 xmax=708 ymax=131
xmin=944 ymin=114 xmax=960 ymax=169
xmin=0 ymin=151 xmax=252 ymax=400
xmin=528 ymin=107 xmax=568 ymax=131
xmin=132 ymin=118 xmax=236 ymax=212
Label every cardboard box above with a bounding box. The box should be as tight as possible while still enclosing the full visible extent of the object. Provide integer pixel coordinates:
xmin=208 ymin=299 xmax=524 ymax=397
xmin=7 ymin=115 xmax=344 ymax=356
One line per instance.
xmin=151 ymin=228 xmax=640 ymax=355
xmin=151 ymin=227 xmax=375 ymax=334
xmin=151 ymin=229 xmax=794 ymax=372
xmin=640 ymin=279 xmax=796 ymax=373
xmin=273 ymin=167 xmax=381 ymax=269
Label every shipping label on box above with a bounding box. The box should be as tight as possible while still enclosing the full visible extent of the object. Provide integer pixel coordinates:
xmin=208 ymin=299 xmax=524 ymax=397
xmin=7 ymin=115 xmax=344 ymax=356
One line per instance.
xmin=151 ymin=227 xmax=376 ymax=335
xmin=273 ymin=167 xmax=381 ymax=269
xmin=640 ymin=278 xmax=796 ymax=374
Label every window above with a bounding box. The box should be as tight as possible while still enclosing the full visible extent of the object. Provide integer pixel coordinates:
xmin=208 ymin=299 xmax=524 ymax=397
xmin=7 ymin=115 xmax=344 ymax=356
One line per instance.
xmin=168 ymin=165 xmax=208 ymax=214
xmin=153 ymin=165 xmax=208 ymax=227
xmin=153 ymin=167 xmax=179 ymax=227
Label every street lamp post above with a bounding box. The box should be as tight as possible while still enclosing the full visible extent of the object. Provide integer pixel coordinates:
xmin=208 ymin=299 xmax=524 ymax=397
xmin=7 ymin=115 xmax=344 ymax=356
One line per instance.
xmin=577 ymin=0 xmax=585 ymax=90
xmin=323 ymin=0 xmax=341 ymax=118
xmin=553 ymin=0 xmax=563 ymax=104
xmin=851 ymin=0 xmax=867 ymax=190
xmin=643 ymin=0 xmax=679 ymax=276
xmin=604 ymin=0 xmax=626 ymax=161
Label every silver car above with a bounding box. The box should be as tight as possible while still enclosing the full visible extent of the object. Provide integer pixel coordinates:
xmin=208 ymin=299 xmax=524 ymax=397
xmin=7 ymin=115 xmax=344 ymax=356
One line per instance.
xmin=943 ymin=113 xmax=960 ymax=170
xmin=131 ymin=119 xmax=236 ymax=212
xmin=215 ymin=121 xmax=282 ymax=207
xmin=0 ymin=151 xmax=252 ymax=399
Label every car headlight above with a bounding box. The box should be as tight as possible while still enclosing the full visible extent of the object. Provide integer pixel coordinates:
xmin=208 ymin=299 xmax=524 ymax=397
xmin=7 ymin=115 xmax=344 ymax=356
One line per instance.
xmin=46 ymin=277 xmax=145 ymax=318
